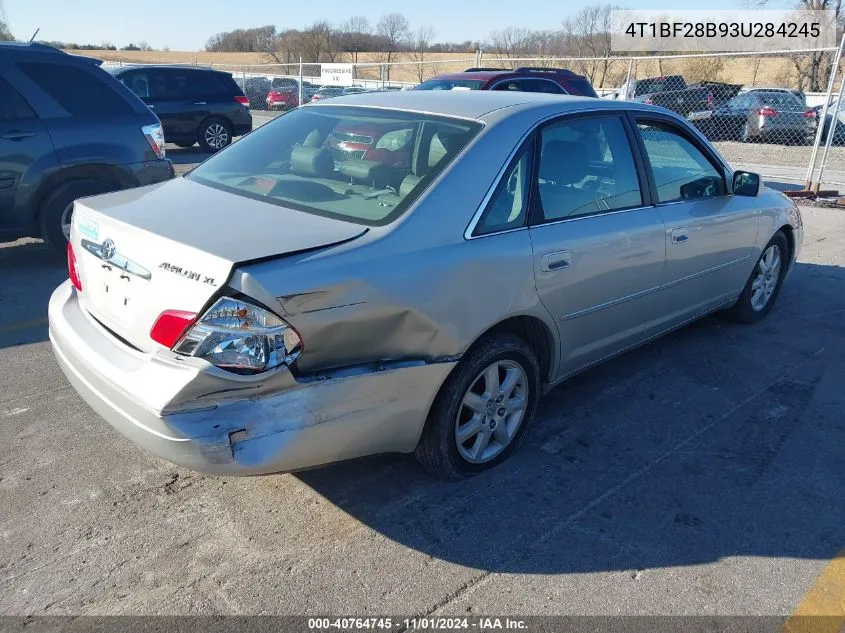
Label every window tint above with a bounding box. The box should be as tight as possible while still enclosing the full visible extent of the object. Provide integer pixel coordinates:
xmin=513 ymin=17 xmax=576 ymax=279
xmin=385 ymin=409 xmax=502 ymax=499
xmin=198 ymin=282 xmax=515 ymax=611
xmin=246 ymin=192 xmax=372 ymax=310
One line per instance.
xmin=18 ymin=62 xmax=133 ymax=117
xmin=521 ymin=79 xmax=564 ymax=94
xmin=637 ymin=121 xmax=725 ymax=202
xmin=475 ymin=142 xmax=533 ymax=236
xmin=414 ymin=79 xmax=485 ymax=91
xmin=119 ymin=72 xmax=150 ymax=99
xmin=0 ymin=77 xmax=36 ymax=121
xmin=492 ymin=80 xmax=523 ymax=91
xmin=191 ymin=71 xmax=235 ymax=95
xmin=537 ymin=116 xmax=643 ymax=221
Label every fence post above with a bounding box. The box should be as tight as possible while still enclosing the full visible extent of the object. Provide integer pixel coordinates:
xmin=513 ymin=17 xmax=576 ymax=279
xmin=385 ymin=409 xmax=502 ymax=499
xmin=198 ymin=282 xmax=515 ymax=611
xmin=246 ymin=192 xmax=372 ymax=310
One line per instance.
xmin=622 ymin=58 xmax=634 ymax=100
xmin=812 ymin=74 xmax=845 ymax=192
xmin=381 ymin=64 xmax=386 ymax=89
xmin=298 ymin=57 xmax=303 ymax=108
xmin=805 ymin=32 xmax=845 ymax=189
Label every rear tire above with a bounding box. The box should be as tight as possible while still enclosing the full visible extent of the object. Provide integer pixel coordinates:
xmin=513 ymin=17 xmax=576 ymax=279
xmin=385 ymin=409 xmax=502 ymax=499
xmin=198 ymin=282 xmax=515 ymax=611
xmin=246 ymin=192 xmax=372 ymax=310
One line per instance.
xmin=415 ymin=333 xmax=540 ymax=480
xmin=39 ymin=179 xmax=113 ymax=252
xmin=198 ymin=117 xmax=232 ymax=152
xmin=727 ymin=231 xmax=789 ymax=324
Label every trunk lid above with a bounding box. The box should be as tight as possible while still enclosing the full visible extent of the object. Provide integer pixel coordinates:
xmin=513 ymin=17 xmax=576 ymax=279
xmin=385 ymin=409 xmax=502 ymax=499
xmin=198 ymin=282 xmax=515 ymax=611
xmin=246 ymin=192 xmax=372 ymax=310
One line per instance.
xmin=70 ymin=177 xmax=367 ymax=353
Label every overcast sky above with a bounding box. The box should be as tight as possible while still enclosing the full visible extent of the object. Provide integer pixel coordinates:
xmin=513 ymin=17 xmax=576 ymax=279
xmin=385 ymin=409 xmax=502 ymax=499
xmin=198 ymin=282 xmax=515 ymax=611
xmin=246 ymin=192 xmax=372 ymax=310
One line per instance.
xmin=2 ymin=0 xmax=782 ymax=51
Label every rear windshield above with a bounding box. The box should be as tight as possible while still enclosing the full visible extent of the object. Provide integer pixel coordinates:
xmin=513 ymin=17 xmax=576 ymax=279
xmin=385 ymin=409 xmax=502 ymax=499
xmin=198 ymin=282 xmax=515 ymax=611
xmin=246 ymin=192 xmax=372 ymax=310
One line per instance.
xmin=187 ymin=105 xmax=482 ymax=225
xmin=415 ymin=79 xmax=486 ymax=91
xmin=753 ymin=92 xmax=804 ymax=108
xmin=636 ymin=77 xmax=685 ymax=95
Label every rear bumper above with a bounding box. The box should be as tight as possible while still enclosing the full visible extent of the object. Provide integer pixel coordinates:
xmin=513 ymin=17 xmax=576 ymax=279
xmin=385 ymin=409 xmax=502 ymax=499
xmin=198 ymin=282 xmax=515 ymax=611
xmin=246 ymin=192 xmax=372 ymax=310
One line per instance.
xmin=48 ymin=281 xmax=453 ymax=475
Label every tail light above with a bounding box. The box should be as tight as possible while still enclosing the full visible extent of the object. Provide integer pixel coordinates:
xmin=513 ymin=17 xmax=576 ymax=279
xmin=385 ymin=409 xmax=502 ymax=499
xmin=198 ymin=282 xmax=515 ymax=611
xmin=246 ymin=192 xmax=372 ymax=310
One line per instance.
xmin=706 ymin=91 xmax=715 ymax=107
xmin=268 ymin=90 xmax=279 ymax=100
xmin=758 ymin=106 xmax=779 ymax=118
xmin=67 ymin=242 xmax=82 ymax=292
xmin=163 ymin=297 xmax=303 ymax=373
xmin=142 ymin=123 xmax=166 ymax=159
xmin=234 ymin=95 xmax=249 ymax=106
xmin=802 ymin=109 xmax=817 ymax=119
xmin=150 ymin=310 xmax=197 ymax=348
xmin=644 ymin=97 xmax=653 ymax=105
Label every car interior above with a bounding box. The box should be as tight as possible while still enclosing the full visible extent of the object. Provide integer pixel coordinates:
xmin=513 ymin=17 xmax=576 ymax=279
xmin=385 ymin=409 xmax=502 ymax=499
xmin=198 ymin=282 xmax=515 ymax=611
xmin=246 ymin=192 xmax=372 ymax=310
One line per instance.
xmin=189 ymin=110 xmax=480 ymax=223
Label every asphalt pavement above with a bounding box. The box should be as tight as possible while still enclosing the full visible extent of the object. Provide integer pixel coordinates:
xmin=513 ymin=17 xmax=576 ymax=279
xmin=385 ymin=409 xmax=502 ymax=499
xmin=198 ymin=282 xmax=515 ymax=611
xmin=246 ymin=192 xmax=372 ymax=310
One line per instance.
xmin=1 ymin=205 xmax=844 ymax=619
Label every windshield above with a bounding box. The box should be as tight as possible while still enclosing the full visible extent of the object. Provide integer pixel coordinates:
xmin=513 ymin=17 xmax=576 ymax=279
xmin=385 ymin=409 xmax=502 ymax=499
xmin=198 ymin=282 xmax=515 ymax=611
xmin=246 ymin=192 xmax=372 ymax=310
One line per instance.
xmin=187 ymin=106 xmax=482 ymax=225
xmin=755 ymin=93 xmax=805 ymax=108
xmin=415 ymin=79 xmax=486 ymax=91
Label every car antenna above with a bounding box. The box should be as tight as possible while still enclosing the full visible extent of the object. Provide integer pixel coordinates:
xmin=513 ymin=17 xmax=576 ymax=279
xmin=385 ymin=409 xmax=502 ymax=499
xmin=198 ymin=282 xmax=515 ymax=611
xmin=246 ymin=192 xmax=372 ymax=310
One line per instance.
xmin=29 ymin=27 xmax=40 ymax=42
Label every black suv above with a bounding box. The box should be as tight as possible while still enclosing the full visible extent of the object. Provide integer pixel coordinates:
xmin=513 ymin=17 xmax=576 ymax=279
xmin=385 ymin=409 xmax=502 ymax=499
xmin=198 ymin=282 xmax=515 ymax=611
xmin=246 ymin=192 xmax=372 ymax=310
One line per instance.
xmin=111 ymin=65 xmax=252 ymax=152
xmin=0 ymin=42 xmax=173 ymax=250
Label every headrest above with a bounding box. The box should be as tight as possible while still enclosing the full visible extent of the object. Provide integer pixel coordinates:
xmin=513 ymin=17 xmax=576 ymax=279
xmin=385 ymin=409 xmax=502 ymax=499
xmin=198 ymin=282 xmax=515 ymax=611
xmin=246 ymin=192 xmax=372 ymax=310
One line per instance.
xmin=290 ymin=146 xmax=333 ymax=177
xmin=540 ymin=140 xmax=588 ymax=185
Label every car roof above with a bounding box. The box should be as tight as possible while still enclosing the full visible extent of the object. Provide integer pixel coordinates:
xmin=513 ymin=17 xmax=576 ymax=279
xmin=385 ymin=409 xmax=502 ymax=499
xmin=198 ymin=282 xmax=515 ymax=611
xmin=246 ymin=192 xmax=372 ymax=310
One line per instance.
xmin=306 ymin=90 xmax=638 ymax=121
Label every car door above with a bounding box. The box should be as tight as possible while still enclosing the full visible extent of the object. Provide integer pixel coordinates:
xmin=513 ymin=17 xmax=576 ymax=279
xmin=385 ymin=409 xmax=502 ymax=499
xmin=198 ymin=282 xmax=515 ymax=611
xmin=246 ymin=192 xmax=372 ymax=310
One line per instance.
xmin=144 ymin=70 xmax=199 ymax=141
xmin=0 ymin=73 xmax=56 ymax=234
xmin=631 ymin=115 xmax=759 ymax=334
xmin=527 ymin=113 xmax=666 ymax=376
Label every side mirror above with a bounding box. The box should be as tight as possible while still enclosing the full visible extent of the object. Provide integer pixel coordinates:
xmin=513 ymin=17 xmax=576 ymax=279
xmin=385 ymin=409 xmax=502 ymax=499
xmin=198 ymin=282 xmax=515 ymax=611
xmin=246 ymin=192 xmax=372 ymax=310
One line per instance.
xmin=733 ymin=171 xmax=760 ymax=197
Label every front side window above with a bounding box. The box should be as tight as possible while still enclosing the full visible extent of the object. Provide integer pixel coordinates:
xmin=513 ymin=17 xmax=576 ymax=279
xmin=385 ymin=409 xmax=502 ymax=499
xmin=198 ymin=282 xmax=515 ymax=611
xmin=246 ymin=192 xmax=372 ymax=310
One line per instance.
xmin=474 ymin=141 xmax=533 ymax=236
xmin=537 ymin=116 xmax=643 ymax=221
xmin=187 ymin=106 xmax=481 ymax=225
xmin=637 ymin=121 xmax=725 ymax=202
xmin=17 ymin=62 xmax=133 ymax=117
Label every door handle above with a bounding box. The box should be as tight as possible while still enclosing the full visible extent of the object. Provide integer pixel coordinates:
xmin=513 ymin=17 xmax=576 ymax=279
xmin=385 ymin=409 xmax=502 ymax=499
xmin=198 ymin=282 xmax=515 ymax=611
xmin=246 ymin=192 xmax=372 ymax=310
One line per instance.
xmin=192 ymin=101 xmax=207 ymax=105
xmin=541 ymin=250 xmax=572 ymax=272
xmin=671 ymin=228 xmax=689 ymax=244
xmin=147 ymin=104 xmax=156 ymax=109
xmin=1 ymin=131 xmax=34 ymax=141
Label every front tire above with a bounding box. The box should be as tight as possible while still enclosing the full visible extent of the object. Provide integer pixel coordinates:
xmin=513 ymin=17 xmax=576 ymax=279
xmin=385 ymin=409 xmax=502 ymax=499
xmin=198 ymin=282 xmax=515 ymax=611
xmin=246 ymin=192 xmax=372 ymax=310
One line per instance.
xmin=198 ymin=118 xmax=232 ymax=152
xmin=727 ymin=231 xmax=789 ymax=324
xmin=39 ymin=179 xmax=113 ymax=252
xmin=415 ymin=333 xmax=540 ymax=480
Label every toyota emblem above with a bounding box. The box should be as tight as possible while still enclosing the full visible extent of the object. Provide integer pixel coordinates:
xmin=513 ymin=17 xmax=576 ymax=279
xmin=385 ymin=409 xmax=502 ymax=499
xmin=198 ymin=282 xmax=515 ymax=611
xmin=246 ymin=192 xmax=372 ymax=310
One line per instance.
xmin=101 ymin=239 xmax=116 ymax=261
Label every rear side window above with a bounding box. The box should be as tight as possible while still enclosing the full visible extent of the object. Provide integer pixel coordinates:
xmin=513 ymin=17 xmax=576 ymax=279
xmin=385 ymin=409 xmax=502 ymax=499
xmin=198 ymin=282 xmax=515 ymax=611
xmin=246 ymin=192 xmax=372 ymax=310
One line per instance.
xmin=0 ymin=77 xmax=36 ymax=120
xmin=537 ymin=116 xmax=643 ymax=221
xmin=521 ymin=79 xmax=565 ymax=94
xmin=191 ymin=71 xmax=238 ymax=95
xmin=17 ymin=62 xmax=133 ymax=117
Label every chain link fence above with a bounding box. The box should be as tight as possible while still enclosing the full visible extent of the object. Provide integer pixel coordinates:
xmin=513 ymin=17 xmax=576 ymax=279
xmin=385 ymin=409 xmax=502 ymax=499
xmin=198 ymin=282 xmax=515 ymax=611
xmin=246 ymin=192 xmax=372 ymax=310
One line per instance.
xmin=101 ymin=41 xmax=845 ymax=191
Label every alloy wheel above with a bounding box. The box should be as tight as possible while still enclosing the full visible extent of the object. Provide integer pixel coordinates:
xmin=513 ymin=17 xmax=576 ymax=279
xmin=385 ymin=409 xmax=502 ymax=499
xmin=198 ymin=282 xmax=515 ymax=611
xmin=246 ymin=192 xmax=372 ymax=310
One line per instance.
xmin=455 ymin=360 xmax=528 ymax=464
xmin=750 ymin=244 xmax=782 ymax=311
xmin=205 ymin=124 xmax=229 ymax=150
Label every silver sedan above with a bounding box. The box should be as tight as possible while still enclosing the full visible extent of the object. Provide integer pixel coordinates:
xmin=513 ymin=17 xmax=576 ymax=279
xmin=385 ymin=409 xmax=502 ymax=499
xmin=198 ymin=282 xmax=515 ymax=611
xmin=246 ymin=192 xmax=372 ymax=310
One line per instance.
xmin=48 ymin=91 xmax=803 ymax=480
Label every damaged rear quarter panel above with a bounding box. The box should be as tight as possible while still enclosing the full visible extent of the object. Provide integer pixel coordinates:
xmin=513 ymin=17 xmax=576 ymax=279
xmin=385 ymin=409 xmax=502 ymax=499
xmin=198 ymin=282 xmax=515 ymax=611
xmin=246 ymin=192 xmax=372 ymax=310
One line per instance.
xmin=231 ymin=225 xmax=550 ymax=376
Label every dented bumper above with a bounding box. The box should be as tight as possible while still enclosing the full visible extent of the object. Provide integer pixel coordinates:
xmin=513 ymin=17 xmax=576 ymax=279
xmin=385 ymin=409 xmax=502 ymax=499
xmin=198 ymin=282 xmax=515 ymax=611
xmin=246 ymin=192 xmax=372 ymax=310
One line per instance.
xmin=48 ymin=281 xmax=455 ymax=475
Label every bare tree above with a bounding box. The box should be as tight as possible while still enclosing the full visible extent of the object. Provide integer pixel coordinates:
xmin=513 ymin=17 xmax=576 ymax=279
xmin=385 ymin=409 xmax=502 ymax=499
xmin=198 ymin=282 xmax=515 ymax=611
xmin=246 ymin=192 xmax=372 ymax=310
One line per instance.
xmin=487 ymin=27 xmax=533 ymax=61
xmin=562 ymin=4 xmax=619 ymax=87
xmin=376 ymin=13 xmax=410 ymax=78
xmin=341 ymin=16 xmax=370 ymax=63
xmin=409 ymin=26 xmax=436 ymax=82
xmin=0 ymin=18 xmax=13 ymax=41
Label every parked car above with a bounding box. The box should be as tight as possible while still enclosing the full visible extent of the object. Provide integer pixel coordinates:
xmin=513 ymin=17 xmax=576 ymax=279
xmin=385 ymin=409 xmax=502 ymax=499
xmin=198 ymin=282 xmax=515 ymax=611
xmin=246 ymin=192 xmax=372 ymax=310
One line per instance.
xmin=266 ymin=78 xmax=321 ymax=110
xmin=234 ymin=76 xmax=271 ymax=109
xmin=326 ymin=120 xmax=414 ymax=168
xmin=625 ymin=75 xmax=742 ymax=118
xmin=343 ymin=85 xmax=368 ymax=95
xmin=50 ymin=91 xmax=802 ymax=480
xmin=813 ymin=97 xmax=845 ymax=145
xmin=415 ymin=66 xmax=598 ymax=97
xmin=111 ymin=65 xmax=252 ymax=152
xmin=0 ymin=42 xmax=173 ymax=250
xmin=311 ymin=86 xmax=345 ymax=102
xmin=690 ymin=90 xmax=816 ymax=144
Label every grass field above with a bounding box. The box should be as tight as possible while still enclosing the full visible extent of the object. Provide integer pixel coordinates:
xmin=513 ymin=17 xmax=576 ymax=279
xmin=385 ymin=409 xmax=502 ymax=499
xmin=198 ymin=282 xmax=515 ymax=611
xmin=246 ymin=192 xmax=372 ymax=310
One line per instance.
xmin=66 ymin=49 xmax=827 ymax=89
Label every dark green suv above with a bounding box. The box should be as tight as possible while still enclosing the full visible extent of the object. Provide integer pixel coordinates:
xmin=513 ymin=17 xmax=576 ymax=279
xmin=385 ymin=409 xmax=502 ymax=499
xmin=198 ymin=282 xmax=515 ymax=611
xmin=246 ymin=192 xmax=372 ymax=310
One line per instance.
xmin=0 ymin=42 xmax=174 ymax=251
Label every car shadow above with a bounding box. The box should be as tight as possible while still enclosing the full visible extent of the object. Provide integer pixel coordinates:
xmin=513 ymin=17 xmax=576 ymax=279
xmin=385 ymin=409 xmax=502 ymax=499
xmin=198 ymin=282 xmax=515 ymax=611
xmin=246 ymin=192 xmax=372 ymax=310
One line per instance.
xmin=0 ymin=240 xmax=65 ymax=348
xmin=296 ymin=259 xmax=845 ymax=575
